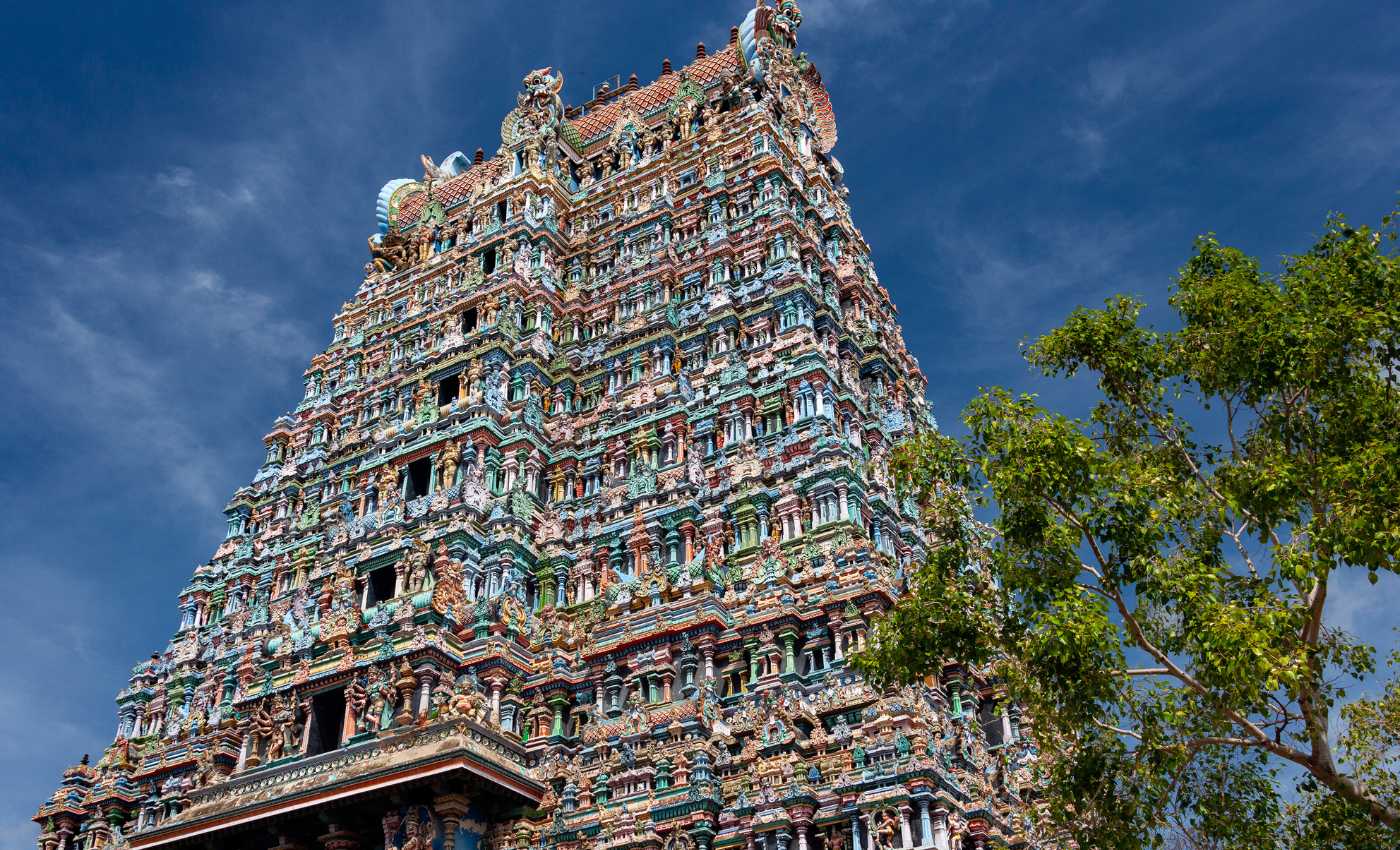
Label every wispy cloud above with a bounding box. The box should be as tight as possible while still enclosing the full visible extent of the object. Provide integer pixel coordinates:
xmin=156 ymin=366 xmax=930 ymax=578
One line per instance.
xmin=1 ymin=228 xmax=314 ymax=510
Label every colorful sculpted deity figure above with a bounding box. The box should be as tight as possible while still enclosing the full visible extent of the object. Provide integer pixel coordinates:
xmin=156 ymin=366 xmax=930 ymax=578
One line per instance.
xmin=439 ymin=440 xmax=461 ymax=487
xmin=247 ymin=699 xmax=277 ymax=766
xmin=405 ymin=538 xmax=431 ymax=594
xmin=346 ymin=673 xmax=369 ymax=733
xmin=377 ymin=463 xmax=400 ymax=508
xmin=446 ymin=676 xmax=490 ymax=724
xmin=369 ymin=226 xmax=410 ymax=274
xmin=872 ymin=810 xmax=898 ymax=850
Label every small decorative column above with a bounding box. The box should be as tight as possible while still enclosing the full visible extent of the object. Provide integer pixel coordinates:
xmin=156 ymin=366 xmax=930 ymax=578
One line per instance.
xmin=487 ymin=675 xmax=505 ymax=725
xmin=548 ymin=695 xmax=568 ymax=737
xmin=917 ymin=800 xmax=932 ymax=848
xmin=899 ymin=806 xmax=913 ymax=849
xmin=435 ymin=792 xmax=471 ymax=850
xmin=849 ymin=814 xmax=861 ymax=850
xmin=703 ymin=645 xmax=715 ymax=681
xmin=393 ymin=662 xmax=417 ymax=727
xmin=318 ymin=825 xmax=359 ymax=850
xmin=781 ymin=629 xmax=797 ymax=676
xmin=932 ymin=808 xmax=950 ymax=850
xmin=414 ymin=666 xmax=435 ymax=722
xmin=54 ymin=817 xmax=78 ymax=850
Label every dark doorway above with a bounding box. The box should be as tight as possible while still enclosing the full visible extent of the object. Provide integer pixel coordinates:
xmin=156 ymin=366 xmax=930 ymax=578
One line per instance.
xmin=406 ymin=457 xmax=432 ymax=499
xmin=367 ymin=565 xmax=396 ymax=606
xmin=306 ymin=686 xmax=346 ymax=755
xmin=438 ymin=374 xmax=459 ymax=407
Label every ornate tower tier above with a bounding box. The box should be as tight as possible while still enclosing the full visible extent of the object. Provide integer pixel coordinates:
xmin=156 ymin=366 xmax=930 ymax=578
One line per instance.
xmin=35 ymin=4 xmax=1038 ymax=850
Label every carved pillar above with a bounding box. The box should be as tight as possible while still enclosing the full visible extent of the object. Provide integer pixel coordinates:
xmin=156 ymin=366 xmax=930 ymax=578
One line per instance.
xmin=435 ymin=792 xmax=471 ymax=850
xmin=917 ymin=800 xmax=932 ymax=848
xmin=899 ymin=807 xmax=913 ymax=849
xmin=319 ymin=823 xmax=361 ymax=850
xmin=487 ymin=675 xmax=505 ymax=724
xmin=393 ymin=663 xmax=417 ymax=727
xmin=548 ymin=695 xmax=568 ymax=737
xmin=931 ymin=809 xmax=949 ymax=850
xmin=414 ymin=666 xmax=436 ymax=722
xmin=53 ymin=818 xmax=77 ymax=850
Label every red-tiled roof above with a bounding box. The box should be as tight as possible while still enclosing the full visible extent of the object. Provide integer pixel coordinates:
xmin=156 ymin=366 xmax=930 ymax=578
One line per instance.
xmin=394 ymin=47 xmax=743 ymax=229
xmin=396 ymin=157 xmax=507 ymax=227
xmin=569 ymin=48 xmax=741 ymax=141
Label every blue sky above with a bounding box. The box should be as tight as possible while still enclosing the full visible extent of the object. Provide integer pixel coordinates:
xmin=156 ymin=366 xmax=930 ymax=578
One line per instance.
xmin=2 ymin=0 xmax=1397 ymax=843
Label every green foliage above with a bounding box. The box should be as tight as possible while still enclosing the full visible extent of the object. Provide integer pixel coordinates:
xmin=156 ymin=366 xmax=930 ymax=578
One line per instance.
xmin=858 ymin=208 xmax=1400 ymax=847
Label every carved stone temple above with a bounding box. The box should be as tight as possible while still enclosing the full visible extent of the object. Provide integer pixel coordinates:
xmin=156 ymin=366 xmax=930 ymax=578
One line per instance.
xmin=35 ymin=4 xmax=1040 ymax=850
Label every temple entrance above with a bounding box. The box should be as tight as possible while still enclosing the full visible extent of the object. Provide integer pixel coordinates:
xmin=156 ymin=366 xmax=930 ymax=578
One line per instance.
xmin=128 ymin=721 xmax=542 ymax=850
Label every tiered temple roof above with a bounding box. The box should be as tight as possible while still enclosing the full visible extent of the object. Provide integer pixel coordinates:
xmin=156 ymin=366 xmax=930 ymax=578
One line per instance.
xmin=36 ymin=4 xmax=1040 ymax=850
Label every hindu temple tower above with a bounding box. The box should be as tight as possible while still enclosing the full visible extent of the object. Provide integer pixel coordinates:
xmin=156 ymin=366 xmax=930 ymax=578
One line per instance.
xmin=35 ymin=4 xmax=1040 ymax=850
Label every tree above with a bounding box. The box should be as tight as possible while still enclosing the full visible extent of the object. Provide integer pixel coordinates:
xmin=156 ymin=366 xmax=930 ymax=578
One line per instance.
xmin=857 ymin=208 xmax=1400 ymax=848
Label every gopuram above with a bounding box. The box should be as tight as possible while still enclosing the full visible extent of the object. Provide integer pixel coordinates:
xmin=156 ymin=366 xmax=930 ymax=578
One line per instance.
xmin=35 ymin=4 xmax=1040 ymax=850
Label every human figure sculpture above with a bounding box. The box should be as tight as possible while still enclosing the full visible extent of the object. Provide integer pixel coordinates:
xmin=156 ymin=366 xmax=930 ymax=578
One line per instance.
xmin=439 ymin=441 xmax=461 ymax=487
xmin=345 ymin=675 xmax=369 ymax=734
xmin=873 ymin=810 xmax=898 ymax=850
xmin=247 ymin=700 xmax=278 ymax=764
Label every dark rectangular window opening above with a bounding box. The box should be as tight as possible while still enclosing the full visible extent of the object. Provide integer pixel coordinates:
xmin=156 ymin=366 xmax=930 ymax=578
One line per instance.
xmin=482 ymin=247 xmax=497 ymax=275
xmin=306 ymin=686 xmax=346 ymax=755
xmin=461 ymin=307 xmax=478 ymax=333
xmin=981 ymin=701 xmax=1005 ymax=746
xmin=437 ymin=374 xmax=459 ymax=407
xmin=367 ymin=565 xmax=396 ymax=606
xmin=406 ymin=456 xmax=431 ymax=499
xmin=495 ymin=199 xmax=508 ymax=221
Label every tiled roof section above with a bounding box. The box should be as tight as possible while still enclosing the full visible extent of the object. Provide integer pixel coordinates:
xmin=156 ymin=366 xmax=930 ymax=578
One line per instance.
xmin=394 ymin=48 xmax=742 ymax=229
xmin=396 ymin=157 xmax=508 ymax=228
xmin=568 ymin=47 xmax=741 ymax=143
